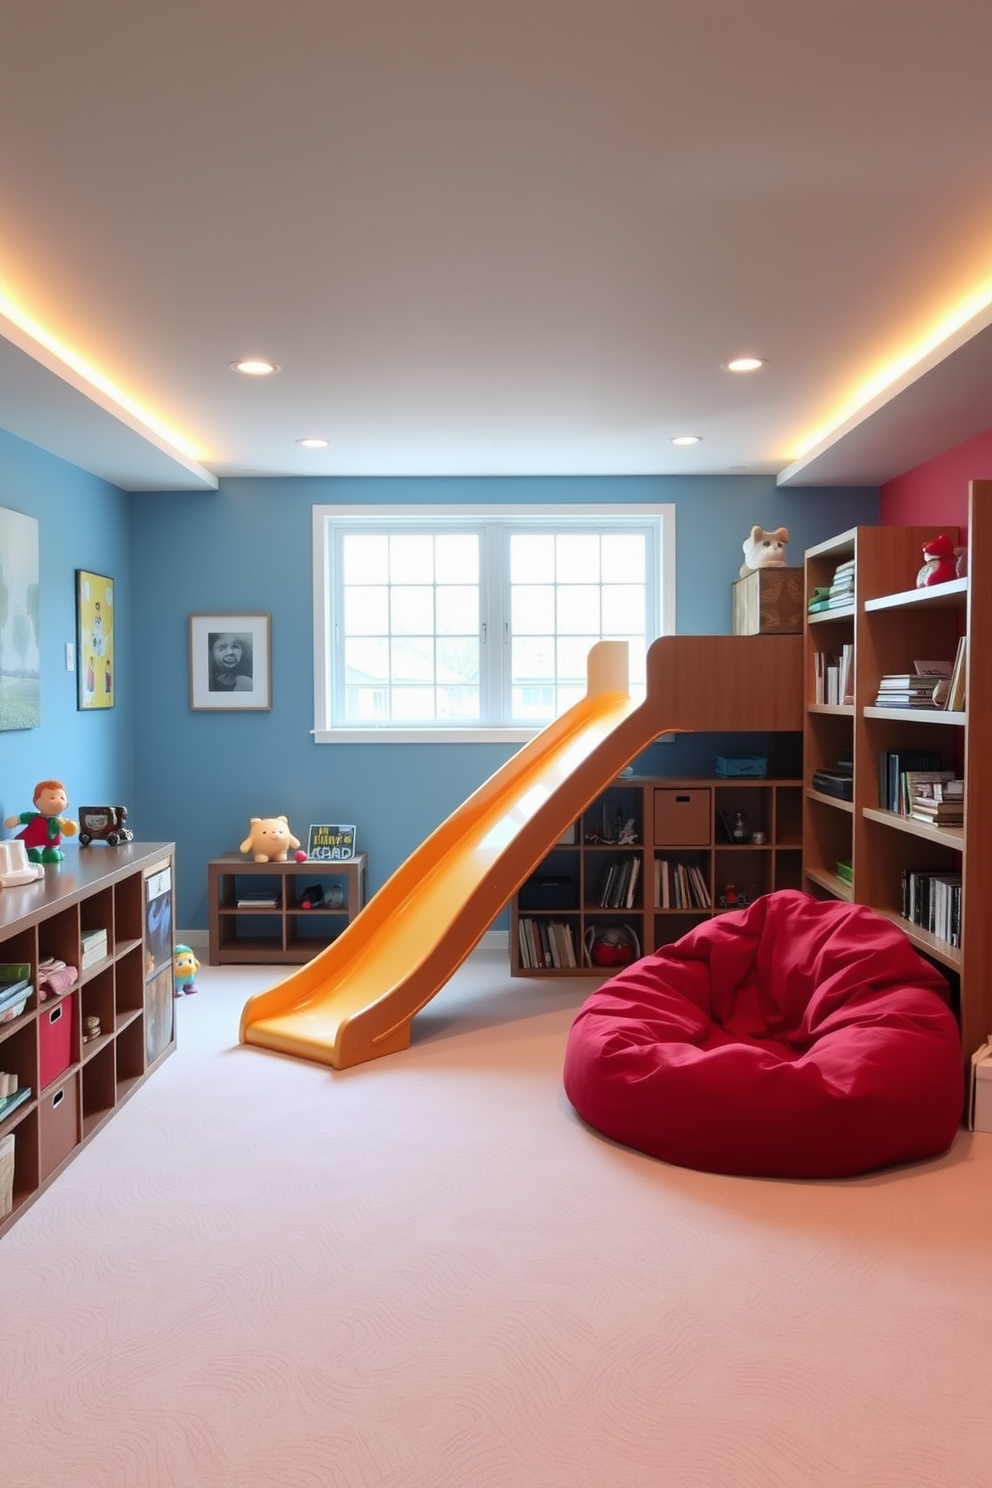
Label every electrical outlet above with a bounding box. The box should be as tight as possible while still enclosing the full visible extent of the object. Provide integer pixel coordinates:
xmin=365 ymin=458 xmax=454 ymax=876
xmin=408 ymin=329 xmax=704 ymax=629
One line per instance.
xmin=65 ymin=642 xmax=75 ymax=672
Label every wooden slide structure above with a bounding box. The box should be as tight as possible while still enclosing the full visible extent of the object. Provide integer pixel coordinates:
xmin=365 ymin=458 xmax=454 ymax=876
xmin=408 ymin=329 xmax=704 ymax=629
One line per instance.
xmin=240 ymin=635 xmax=801 ymax=1069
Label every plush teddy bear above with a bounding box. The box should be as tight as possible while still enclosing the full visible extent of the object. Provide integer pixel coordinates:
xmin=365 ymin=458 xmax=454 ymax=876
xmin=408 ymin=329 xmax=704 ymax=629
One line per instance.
xmin=239 ymin=815 xmax=302 ymax=862
xmin=740 ymin=525 xmax=789 ymax=578
xmin=916 ymin=534 xmax=957 ymax=588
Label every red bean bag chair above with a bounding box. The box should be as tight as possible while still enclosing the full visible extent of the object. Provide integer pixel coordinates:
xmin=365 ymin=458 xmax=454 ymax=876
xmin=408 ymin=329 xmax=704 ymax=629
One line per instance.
xmin=563 ymin=890 xmax=963 ymax=1178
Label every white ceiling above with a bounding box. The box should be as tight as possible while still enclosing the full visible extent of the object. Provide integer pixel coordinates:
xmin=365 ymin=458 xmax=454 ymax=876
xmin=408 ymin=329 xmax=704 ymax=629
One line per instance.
xmin=1 ymin=1 xmax=992 ymax=493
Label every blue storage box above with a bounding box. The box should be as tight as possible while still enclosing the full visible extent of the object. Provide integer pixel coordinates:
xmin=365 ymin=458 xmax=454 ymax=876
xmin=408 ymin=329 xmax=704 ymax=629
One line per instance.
xmin=715 ymin=756 xmax=767 ymax=778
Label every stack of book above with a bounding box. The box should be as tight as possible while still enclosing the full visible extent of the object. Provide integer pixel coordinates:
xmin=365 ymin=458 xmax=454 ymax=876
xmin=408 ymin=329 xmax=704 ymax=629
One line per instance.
xmin=597 ymin=855 xmax=640 ymax=909
xmin=81 ymin=928 xmax=108 ymax=970
xmin=874 ymin=674 xmax=944 ymax=708
xmin=910 ymin=778 xmax=964 ymax=827
xmin=236 ymin=890 xmax=280 ymax=909
xmin=808 ymin=559 xmax=855 ymax=614
xmin=878 ymin=751 xmax=946 ymax=815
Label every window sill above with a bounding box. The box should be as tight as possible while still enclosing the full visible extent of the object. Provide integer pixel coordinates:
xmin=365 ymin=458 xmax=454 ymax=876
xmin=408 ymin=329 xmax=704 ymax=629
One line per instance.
xmin=313 ymin=727 xmax=540 ymax=745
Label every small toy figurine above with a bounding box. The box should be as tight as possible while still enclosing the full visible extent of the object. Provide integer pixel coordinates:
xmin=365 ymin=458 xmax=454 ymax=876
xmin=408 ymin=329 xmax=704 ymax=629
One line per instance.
xmin=916 ymin=534 xmax=957 ymax=588
xmin=299 ymin=883 xmax=325 ymax=910
xmin=173 ymin=944 xmax=200 ymax=997
xmin=4 ymin=780 xmax=78 ymax=863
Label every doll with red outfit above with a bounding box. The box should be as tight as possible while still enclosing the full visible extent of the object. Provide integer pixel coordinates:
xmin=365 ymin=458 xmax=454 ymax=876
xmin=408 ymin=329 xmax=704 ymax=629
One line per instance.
xmin=4 ymin=780 xmax=78 ymax=863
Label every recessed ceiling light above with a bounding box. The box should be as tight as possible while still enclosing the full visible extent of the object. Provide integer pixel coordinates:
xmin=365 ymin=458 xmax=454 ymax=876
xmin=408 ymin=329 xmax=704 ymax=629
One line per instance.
xmin=670 ymin=434 xmax=702 ymax=446
xmin=230 ymin=358 xmax=280 ymax=376
xmin=297 ymin=437 xmax=330 ymax=449
xmin=722 ymin=356 xmax=766 ymax=373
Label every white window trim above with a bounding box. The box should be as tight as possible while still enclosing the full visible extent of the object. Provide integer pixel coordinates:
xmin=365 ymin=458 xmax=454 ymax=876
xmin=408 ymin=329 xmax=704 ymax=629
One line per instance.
xmin=312 ymin=502 xmax=676 ymax=744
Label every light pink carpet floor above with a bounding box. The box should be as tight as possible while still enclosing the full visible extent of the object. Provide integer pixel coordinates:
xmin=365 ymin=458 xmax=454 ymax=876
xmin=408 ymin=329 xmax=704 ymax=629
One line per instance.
xmin=2 ymin=950 xmax=991 ymax=1487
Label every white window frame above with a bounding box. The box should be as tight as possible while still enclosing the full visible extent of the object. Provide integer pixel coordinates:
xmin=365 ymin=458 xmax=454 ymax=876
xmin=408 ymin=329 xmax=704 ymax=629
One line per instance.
xmin=312 ymin=503 xmax=676 ymax=743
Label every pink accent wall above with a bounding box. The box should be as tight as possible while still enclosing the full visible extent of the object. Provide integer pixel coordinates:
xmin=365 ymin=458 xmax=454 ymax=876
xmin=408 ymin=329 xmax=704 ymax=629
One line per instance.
xmin=879 ymin=428 xmax=992 ymax=531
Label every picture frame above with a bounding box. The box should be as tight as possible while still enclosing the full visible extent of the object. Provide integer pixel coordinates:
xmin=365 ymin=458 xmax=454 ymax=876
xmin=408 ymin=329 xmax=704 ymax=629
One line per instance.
xmin=0 ymin=506 xmax=40 ymax=730
xmin=189 ymin=612 xmax=271 ymax=710
xmin=76 ymin=569 xmax=115 ymax=710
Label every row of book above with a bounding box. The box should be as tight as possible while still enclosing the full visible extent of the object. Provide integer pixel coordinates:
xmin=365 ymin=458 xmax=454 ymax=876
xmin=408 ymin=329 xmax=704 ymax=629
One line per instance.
xmin=655 ymin=858 xmax=711 ymax=909
xmin=813 ymin=646 xmax=853 ymax=705
xmin=901 ymin=869 xmax=962 ymax=950
xmin=808 ymin=558 xmax=855 ymax=614
xmin=877 ymin=751 xmax=964 ymax=821
xmin=597 ymin=855 xmax=640 ymax=909
xmin=517 ymin=917 xmax=578 ymax=970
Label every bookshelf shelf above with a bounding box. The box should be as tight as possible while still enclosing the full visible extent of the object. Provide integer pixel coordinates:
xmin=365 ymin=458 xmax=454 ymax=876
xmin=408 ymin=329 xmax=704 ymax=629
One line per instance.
xmin=802 ymin=485 xmax=991 ymax=1068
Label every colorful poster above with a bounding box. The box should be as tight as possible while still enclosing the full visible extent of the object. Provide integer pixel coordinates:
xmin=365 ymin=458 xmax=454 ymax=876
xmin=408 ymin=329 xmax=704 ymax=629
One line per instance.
xmin=76 ymin=569 xmax=115 ymax=709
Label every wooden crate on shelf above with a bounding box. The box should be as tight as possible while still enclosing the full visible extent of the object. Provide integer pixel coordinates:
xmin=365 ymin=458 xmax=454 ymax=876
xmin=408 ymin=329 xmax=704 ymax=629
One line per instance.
xmin=732 ymin=568 xmax=804 ymax=635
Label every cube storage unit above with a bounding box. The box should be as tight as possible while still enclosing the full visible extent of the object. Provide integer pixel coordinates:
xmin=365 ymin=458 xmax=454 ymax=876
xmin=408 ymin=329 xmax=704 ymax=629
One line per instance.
xmin=511 ymin=743 xmax=803 ymax=974
xmin=0 ymin=843 xmax=176 ymax=1239
xmin=208 ymin=852 xmax=368 ymax=964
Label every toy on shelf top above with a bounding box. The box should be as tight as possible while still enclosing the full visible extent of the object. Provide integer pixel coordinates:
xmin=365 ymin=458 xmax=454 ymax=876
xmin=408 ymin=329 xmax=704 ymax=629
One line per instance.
xmin=916 ymin=534 xmax=958 ymax=588
xmin=239 ymin=815 xmax=306 ymax=863
xmin=77 ymin=805 xmax=134 ymax=847
xmin=4 ymin=780 xmax=78 ymax=863
xmin=0 ymin=840 xmax=44 ymax=886
xmin=740 ymin=525 xmax=789 ymax=578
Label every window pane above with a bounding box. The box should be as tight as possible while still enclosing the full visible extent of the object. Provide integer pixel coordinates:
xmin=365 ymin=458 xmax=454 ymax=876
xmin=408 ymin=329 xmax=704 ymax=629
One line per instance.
xmin=344 ymin=585 xmax=389 ymax=635
xmin=511 ymin=584 xmax=555 ymax=633
xmin=390 ymin=533 xmax=434 ymax=584
xmin=436 ymin=637 xmax=479 ymax=685
xmin=437 ymin=685 xmax=479 ymax=720
xmin=512 ymin=636 xmax=555 ymax=682
xmin=556 ymin=684 xmax=585 ymax=712
xmin=512 ymin=683 xmax=554 ymax=722
xmin=556 ymin=533 xmax=599 ymax=582
xmin=435 ymin=533 xmax=478 ymax=584
xmin=602 ymin=533 xmax=644 ymax=583
xmin=343 ymin=533 xmax=389 ymax=583
xmin=436 ymin=585 xmax=478 ymax=635
xmin=510 ymin=532 xmax=554 ymax=582
xmin=556 ymin=637 xmax=591 ymax=686
xmin=602 ymin=584 xmax=645 ymax=634
xmin=557 ymin=585 xmax=600 ymax=633
xmin=391 ymin=637 xmax=434 ymax=682
xmin=391 ymin=686 xmax=435 ymax=721
xmin=391 ymin=586 xmax=434 ymax=635
xmin=344 ymin=637 xmax=389 ymax=683
xmin=345 ymin=686 xmax=388 ymax=721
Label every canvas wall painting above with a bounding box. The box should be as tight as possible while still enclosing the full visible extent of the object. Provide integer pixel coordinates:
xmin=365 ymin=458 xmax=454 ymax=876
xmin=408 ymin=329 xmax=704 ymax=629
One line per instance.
xmin=76 ymin=570 xmax=115 ymax=709
xmin=0 ymin=505 xmax=41 ymax=731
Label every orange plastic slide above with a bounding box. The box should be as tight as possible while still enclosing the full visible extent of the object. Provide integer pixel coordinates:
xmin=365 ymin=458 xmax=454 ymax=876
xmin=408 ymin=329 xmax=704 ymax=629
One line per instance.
xmin=240 ymin=634 xmax=801 ymax=1069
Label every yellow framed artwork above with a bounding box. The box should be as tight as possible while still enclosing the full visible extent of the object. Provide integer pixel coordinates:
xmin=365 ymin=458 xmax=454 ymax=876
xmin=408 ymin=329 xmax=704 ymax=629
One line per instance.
xmin=76 ymin=569 xmax=115 ymax=709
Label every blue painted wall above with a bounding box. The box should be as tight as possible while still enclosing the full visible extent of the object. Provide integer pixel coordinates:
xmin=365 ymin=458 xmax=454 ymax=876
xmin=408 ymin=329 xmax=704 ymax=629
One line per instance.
xmin=127 ymin=474 xmax=877 ymax=929
xmin=0 ymin=428 xmax=134 ymax=833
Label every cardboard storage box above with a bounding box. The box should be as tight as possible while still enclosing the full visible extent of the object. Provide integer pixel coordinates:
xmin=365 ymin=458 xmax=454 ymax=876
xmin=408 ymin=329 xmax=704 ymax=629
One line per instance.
xmin=39 ymin=1072 xmax=80 ymax=1182
xmin=39 ymin=993 xmax=75 ymax=1089
xmin=654 ymin=788 xmax=711 ymax=846
xmin=970 ymin=1040 xmax=992 ymax=1132
xmin=732 ymin=567 xmax=804 ymax=635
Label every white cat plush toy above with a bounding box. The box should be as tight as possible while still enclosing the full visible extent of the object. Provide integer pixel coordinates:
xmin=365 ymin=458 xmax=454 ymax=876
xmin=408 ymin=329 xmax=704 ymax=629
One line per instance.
xmin=740 ymin=525 xmax=789 ymax=577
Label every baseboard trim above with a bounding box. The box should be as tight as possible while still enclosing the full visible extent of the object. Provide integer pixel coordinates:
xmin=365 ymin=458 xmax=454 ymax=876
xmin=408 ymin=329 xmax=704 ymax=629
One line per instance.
xmin=177 ymin=927 xmax=508 ymax=958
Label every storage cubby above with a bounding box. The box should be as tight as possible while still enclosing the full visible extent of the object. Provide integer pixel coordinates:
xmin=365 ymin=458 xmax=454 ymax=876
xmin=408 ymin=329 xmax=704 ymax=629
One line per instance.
xmin=208 ymin=853 xmax=368 ymax=964
xmin=510 ymin=754 xmax=803 ymax=975
xmin=0 ymin=842 xmax=176 ymax=1239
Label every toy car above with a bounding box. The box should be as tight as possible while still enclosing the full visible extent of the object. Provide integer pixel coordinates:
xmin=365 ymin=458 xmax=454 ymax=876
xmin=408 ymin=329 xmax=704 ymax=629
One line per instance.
xmin=77 ymin=805 xmax=134 ymax=847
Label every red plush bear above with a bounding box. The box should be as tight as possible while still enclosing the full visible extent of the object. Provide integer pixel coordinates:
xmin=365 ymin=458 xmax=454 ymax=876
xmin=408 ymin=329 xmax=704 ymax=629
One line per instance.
xmin=916 ymin=534 xmax=957 ymax=588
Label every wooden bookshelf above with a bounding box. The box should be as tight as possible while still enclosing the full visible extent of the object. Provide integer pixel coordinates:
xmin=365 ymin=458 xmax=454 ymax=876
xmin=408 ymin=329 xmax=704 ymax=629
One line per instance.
xmin=802 ymin=485 xmax=991 ymax=1063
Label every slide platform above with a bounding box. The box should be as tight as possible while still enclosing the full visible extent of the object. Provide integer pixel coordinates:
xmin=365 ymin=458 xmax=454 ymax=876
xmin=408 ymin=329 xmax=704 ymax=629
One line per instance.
xmin=240 ymin=634 xmax=801 ymax=1069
